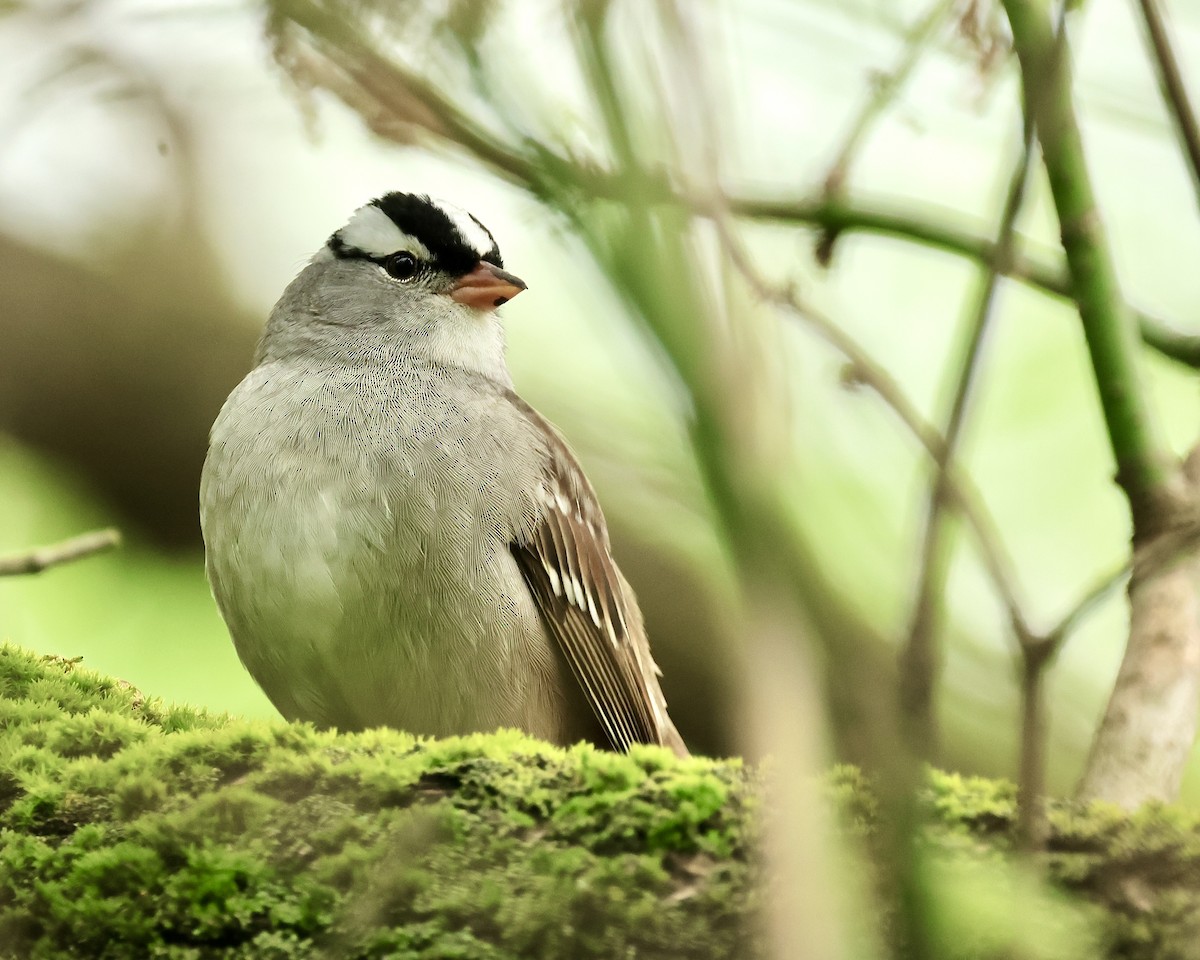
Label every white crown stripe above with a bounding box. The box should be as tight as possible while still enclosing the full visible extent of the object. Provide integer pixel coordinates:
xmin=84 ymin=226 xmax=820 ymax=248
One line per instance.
xmin=430 ymin=197 xmax=495 ymax=258
xmin=339 ymin=205 xmax=432 ymax=260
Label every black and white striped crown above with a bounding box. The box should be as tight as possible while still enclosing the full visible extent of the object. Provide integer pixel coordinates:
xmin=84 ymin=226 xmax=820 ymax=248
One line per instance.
xmin=328 ymin=192 xmax=502 ymax=276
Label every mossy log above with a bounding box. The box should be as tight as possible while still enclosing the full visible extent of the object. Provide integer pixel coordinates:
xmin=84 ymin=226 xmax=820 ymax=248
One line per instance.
xmin=3 ymin=645 xmax=1200 ymax=959
xmin=0 ymin=646 xmax=757 ymax=959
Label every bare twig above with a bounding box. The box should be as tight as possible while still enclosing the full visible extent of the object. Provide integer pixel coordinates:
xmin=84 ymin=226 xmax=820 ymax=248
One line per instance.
xmin=1015 ymin=634 xmax=1054 ymax=851
xmin=1011 ymin=561 xmax=1128 ymax=851
xmin=721 ymin=201 xmax=1130 ymax=846
xmin=900 ymin=121 xmax=1039 ymax=757
xmin=1044 ymin=563 xmax=1131 ymax=646
xmin=0 ymin=528 xmax=121 ymax=577
xmin=737 ymin=194 xmax=1200 ymax=366
xmin=268 ymin=7 xmax=1200 ymax=370
xmin=818 ymin=0 xmax=956 ymax=266
xmin=716 ymin=222 xmax=1031 ymax=643
xmin=1135 ymin=0 xmax=1200 ymax=211
xmin=823 ymin=0 xmax=956 ymax=196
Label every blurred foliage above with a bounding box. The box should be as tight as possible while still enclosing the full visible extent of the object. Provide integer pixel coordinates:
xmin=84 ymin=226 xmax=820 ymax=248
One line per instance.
xmin=0 ymin=437 xmax=271 ymax=719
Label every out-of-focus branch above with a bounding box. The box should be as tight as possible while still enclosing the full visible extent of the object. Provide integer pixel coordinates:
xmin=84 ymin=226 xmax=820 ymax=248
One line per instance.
xmin=565 ymin=7 xmax=859 ymax=959
xmin=717 ymin=224 xmax=1030 ymax=643
xmin=1002 ymin=0 xmax=1200 ymax=809
xmin=737 ymin=195 xmax=1200 ymax=367
xmin=1135 ymin=0 xmax=1200 ymax=211
xmin=0 ymin=528 xmax=121 ymax=577
xmin=269 ymin=1 xmax=1199 ymax=370
xmin=1045 ymin=563 xmax=1131 ymax=646
xmin=718 ymin=242 xmax=1138 ymax=842
xmin=1015 ymin=632 xmax=1054 ymax=851
xmin=817 ymin=0 xmax=956 ymax=266
xmin=917 ymin=0 xmax=1057 ymax=839
xmin=1003 ymin=0 xmax=1175 ymax=530
xmin=1013 ymin=552 xmax=1128 ymax=850
xmin=1014 ymin=565 xmax=1127 ymax=849
xmin=900 ymin=123 xmax=1038 ymax=758
xmin=822 ymin=0 xmax=957 ymax=196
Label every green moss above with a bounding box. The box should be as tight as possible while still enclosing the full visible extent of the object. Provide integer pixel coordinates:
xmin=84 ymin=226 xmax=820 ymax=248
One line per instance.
xmin=0 ymin=645 xmax=758 ymax=959
xmin=915 ymin=767 xmax=1200 ymax=960
xmin=9 ymin=643 xmax=1200 ymax=958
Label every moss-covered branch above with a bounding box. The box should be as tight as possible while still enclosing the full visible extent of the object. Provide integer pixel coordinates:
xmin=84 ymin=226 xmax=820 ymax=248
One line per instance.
xmin=0 ymin=647 xmax=758 ymax=959
xmin=6 ymin=647 xmax=1200 ymax=957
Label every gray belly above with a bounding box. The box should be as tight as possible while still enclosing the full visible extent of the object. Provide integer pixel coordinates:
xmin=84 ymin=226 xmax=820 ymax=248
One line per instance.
xmin=199 ymin=363 xmax=573 ymax=740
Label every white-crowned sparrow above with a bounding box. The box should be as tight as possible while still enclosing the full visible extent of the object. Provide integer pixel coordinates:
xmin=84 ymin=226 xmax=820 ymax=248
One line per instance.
xmin=200 ymin=192 xmax=687 ymax=756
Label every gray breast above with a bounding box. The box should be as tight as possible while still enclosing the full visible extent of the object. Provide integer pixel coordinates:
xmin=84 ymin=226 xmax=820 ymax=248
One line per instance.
xmin=199 ymin=355 xmax=553 ymax=734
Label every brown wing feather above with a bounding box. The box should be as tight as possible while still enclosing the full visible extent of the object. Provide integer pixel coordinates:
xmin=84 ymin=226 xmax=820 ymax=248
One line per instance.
xmin=505 ymin=392 xmax=686 ymax=755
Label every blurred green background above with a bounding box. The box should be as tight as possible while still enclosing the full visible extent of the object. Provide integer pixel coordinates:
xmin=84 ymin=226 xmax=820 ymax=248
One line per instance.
xmin=3 ymin=0 xmax=1200 ymax=791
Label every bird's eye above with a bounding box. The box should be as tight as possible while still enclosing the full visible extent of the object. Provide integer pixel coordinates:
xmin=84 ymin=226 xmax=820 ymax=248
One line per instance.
xmin=384 ymin=252 xmax=418 ymax=282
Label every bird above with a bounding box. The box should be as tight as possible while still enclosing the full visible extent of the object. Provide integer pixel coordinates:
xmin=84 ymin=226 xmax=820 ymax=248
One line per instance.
xmin=200 ymin=192 xmax=687 ymax=757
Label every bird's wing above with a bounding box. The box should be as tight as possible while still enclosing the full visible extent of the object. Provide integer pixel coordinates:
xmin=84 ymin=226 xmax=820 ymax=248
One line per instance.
xmin=505 ymin=393 xmax=686 ymax=756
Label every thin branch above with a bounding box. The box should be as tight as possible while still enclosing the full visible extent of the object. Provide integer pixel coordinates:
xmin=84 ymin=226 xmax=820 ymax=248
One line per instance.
xmin=272 ymin=0 xmax=1176 ymax=642
xmin=1135 ymin=0 xmax=1200 ymax=211
xmin=1044 ymin=563 xmax=1131 ymax=647
xmin=716 ymin=223 xmax=1031 ymax=642
xmin=823 ymin=0 xmax=957 ymax=195
xmin=1003 ymin=0 xmax=1175 ymax=531
xmin=1012 ymin=560 xmax=1128 ymax=852
xmin=730 ymin=180 xmax=1130 ymax=846
xmin=736 ymin=195 xmax=1200 ymax=367
xmin=900 ymin=121 xmax=1039 ymax=756
xmin=270 ymin=9 xmax=1200 ymax=370
xmin=0 ymin=528 xmax=121 ymax=577
xmin=723 ymin=216 xmax=1131 ymax=837
xmin=1015 ymin=638 xmax=1051 ymax=851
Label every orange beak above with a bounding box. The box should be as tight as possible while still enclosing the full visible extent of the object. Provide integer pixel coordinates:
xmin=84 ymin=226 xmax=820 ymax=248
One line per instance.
xmin=449 ymin=261 xmax=527 ymax=311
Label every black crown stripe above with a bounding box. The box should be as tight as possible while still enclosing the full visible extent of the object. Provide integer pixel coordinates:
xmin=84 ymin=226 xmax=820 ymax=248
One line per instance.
xmin=328 ymin=193 xmax=502 ymax=276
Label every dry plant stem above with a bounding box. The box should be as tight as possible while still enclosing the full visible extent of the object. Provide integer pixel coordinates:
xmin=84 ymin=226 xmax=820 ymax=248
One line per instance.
xmin=1135 ymin=0 xmax=1200 ymax=209
xmin=900 ymin=125 xmax=1038 ymax=758
xmin=0 ymin=528 xmax=121 ymax=577
xmin=822 ymin=0 xmax=956 ymax=194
